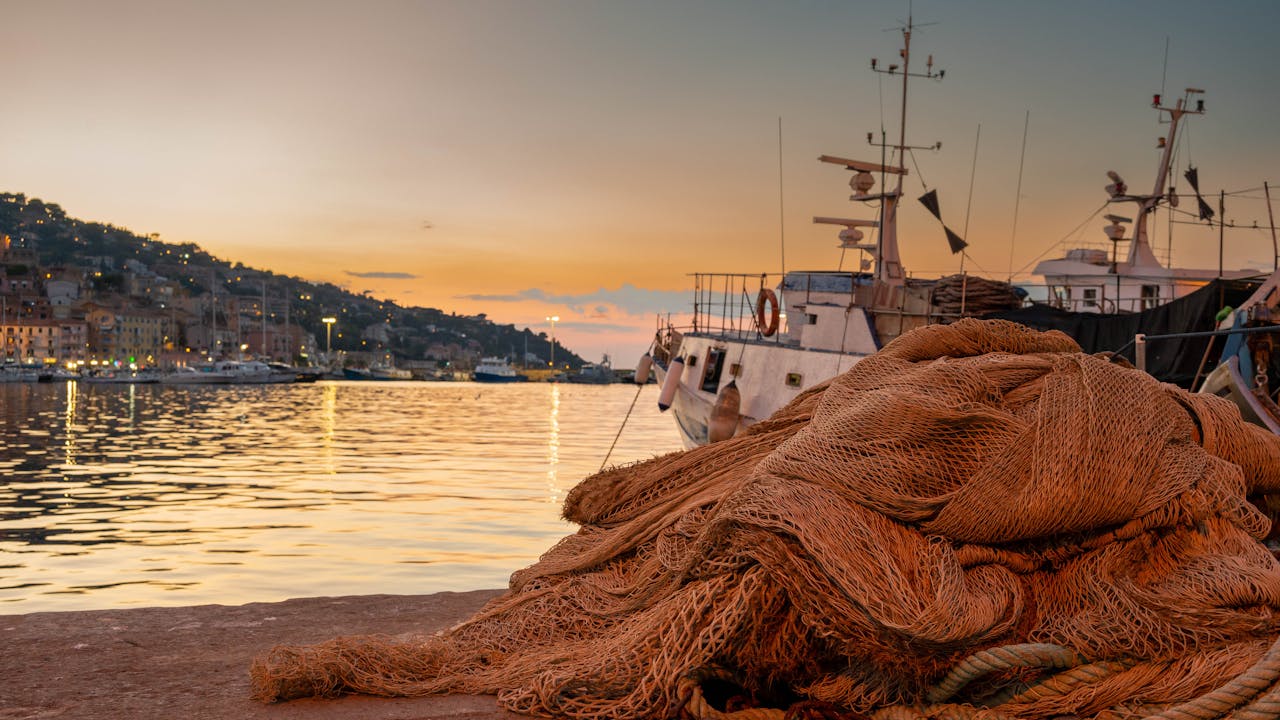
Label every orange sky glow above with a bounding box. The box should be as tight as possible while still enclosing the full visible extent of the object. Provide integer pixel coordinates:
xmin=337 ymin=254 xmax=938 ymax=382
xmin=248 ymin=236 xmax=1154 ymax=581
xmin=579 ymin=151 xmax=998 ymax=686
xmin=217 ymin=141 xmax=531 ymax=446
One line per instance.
xmin=4 ymin=0 xmax=1279 ymax=364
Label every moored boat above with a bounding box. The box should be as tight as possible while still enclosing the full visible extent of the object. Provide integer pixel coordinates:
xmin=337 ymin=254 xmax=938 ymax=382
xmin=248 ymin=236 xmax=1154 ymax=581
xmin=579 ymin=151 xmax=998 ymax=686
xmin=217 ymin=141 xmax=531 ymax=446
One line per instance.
xmin=566 ymin=355 xmax=615 ymax=384
xmin=159 ymin=365 xmax=234 ymax=385
xmin=369 ymin=363 xmax=412 ymax=381
xmin=648 ymin=20 xmax=1271 ymax=449
xmin=473 ymin=356 xmax=527 ymax=383
xmin=650 ymin=20 xmax=1008 ymax=448
xmin=81 ymin=368 xmax=161 ymax=384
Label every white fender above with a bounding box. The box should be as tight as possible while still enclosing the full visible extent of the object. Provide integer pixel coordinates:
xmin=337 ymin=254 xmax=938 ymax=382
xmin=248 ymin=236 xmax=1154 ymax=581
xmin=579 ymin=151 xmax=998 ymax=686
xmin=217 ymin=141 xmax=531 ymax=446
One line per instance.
xmin=708 ymin=380 xmax=741 ymax=443
xmin=656 ymin=358 xmax=684 ymax=412
xmin=633 ymin=353 xmax=653 ymax=385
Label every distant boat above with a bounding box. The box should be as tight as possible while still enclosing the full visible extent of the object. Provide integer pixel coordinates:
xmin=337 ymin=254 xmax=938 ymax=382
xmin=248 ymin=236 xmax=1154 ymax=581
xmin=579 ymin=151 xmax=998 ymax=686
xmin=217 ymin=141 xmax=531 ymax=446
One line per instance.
xmin=159 ymin=365 xmax=234 ymax=385
xmin=566 ymin=355 xmax=616 ymax=384
xmin=473 ymin=357 xmax=527 ymax=383
xmin=212 ymin=360 xmax=278 ymax=384
xmin=82 ymin=369 xmax=160 ymax=385
xmin=268 ymin=362 xmax=321 ymax=383
xmin=369 ymin=363 xmax=412 ymax=381
xmin=343 ymin=362 xmax=412 ymax=381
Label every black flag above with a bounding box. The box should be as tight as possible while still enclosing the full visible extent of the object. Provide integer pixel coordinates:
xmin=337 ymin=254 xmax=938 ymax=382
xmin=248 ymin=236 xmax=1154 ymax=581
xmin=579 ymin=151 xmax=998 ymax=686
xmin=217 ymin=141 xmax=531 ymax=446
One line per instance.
xmin=918 ymin=190 xmax=968 ymax=254
xmin=919 ymin=189 xmax=943 ymax=220
xmin=1183 ymin=166 xmax=1216 ymax=222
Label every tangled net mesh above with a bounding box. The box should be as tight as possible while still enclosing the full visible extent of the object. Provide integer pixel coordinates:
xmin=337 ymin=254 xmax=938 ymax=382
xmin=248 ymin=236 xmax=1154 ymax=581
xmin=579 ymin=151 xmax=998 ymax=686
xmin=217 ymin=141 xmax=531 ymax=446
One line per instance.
xmin=252 ymin=319 xmax=1280 ymax=720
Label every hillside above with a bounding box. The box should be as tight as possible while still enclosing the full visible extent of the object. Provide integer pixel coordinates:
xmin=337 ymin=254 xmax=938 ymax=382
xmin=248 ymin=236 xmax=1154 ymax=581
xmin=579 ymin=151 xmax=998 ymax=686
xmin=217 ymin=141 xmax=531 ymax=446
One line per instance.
xmin=0 ymin=193 xmax=585 ymax=369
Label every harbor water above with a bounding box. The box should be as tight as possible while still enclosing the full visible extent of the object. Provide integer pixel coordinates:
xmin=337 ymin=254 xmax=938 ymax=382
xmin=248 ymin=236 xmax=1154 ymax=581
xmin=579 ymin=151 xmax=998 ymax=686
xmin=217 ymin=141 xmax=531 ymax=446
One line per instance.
xmin=0 ymin=380 xmax=683 ymax=613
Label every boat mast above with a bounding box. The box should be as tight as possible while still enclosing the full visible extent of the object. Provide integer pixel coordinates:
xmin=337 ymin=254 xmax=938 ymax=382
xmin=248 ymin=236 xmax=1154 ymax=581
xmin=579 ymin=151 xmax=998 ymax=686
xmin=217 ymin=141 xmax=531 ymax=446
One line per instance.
xmin=814 ymin=17 xmax=940 ymax=285
xmin=869 ymin=16 xmax=942 ymax=286
xmin=1115 ymin=89 xmax=1205 ymax=268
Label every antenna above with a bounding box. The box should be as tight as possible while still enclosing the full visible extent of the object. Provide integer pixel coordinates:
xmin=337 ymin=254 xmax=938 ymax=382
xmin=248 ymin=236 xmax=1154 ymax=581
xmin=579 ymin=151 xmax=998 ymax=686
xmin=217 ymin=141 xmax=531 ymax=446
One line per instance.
xmin=778 ymin=117 xmax=786 ymax=275
xmin=1008 ymin=111 xmax=1030 ymax=281
xmin=1158 ymin=37 xmax=1170 ymax=125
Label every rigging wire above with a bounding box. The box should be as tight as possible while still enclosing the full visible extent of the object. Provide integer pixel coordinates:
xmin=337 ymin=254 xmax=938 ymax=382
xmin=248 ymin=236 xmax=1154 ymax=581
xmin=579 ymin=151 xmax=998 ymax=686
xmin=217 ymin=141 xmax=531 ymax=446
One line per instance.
xmin=1007 ymin=110 xmax=1031 ymax=281
xmin=1010 ymin=201 xmax=1110 ymax=278
xmin=907 ymin=148 xmax=929 ymax=191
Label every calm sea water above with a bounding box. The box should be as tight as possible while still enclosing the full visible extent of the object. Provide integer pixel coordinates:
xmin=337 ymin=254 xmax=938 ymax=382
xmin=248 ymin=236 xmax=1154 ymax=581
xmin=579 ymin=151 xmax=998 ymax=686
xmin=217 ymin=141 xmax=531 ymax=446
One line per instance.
xmin=0 ymin=380 xmax=683 ymax=613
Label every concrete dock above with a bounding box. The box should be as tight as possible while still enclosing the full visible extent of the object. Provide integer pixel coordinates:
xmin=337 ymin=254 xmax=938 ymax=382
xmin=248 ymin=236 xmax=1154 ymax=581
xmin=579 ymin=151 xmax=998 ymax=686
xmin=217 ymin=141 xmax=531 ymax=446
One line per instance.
xmin=2 ymin=590 xmax=524 ymax=720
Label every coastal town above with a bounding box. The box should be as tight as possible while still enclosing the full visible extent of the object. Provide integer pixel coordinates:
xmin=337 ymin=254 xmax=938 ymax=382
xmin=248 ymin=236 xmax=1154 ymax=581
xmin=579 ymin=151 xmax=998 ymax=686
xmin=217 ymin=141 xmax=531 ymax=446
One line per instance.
xmin=0 ymin=193 xmax=584 ymax=380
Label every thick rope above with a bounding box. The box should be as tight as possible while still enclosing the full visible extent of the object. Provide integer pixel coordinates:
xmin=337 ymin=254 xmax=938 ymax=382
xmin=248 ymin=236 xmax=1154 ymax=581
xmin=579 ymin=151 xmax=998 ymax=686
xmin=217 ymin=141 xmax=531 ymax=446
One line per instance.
xmin=1142 ymin=634 xmax=1280 ymax=720
xmin=1228 ymin=675 xmax=1280 ymax=720
xmin=927 ymin=644 xmax=1086 ymax=704
xmin=987 ymin=659 xmax=1136 ymax=707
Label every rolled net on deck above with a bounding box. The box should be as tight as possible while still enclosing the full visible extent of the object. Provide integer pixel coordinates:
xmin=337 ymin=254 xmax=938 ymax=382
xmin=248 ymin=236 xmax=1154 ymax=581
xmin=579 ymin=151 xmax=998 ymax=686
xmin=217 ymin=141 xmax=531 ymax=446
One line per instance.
xmin=252 ymin=319 xmax=1280 ymax=720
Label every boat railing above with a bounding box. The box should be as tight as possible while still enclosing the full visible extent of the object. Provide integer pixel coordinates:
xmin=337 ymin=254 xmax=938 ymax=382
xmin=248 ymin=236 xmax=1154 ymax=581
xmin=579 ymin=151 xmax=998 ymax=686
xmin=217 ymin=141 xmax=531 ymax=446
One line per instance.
xmin=688 ymin=272 xmax=793 ymax=344
xmin=1018 ymin=282 xmax=1168 ymax=314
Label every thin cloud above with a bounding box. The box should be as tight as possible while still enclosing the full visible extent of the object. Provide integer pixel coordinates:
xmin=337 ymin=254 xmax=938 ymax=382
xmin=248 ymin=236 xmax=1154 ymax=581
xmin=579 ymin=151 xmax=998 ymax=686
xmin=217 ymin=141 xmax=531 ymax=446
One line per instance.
xmin=456 ymin=283 xmax=689 ymax=316
xmin=346 ymin=270 xmax=418 ymax=279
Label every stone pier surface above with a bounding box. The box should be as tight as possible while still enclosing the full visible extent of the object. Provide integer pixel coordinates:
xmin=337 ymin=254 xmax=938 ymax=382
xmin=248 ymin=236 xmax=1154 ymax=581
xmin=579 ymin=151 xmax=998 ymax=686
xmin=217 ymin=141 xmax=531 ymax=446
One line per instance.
xmin=2 ymin=589 xmax=525 ymax=720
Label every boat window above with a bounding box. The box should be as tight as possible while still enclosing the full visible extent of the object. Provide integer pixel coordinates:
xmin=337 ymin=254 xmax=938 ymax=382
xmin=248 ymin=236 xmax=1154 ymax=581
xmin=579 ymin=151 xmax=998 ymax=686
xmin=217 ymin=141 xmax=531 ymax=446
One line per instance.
xmin=701 ymin=348 xmax=726 ymax=393
xmin=729 ymin=363 xmax=742 ymax=378
xmin=806 ymin=314 xmax=818 ymax=325
xmin=1083 ymin=288 xmax=1097 ymax=308
xmin=686 ymin=354 xmax=698 ymax=368
xmin=785 ymin=372 xmax=803 ymax=388
xmin=1141 ymin=284 xmax=1160 ymax=310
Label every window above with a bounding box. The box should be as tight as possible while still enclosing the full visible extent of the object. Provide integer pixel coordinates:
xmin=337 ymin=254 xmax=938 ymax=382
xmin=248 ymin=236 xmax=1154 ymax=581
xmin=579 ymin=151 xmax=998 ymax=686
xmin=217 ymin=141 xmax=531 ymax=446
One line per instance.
xmin=1141 ymin=284 xmax=1160 ymax=310
xmin=785 ymin=372 xmax=803 ymax=388
xmin=806 ymin=314 xmax=818 ymax=325
xmin=1083 ymin=288 xmax=1097 ymax=308
xmin=701 ymin=348 xmax=726 ymax=393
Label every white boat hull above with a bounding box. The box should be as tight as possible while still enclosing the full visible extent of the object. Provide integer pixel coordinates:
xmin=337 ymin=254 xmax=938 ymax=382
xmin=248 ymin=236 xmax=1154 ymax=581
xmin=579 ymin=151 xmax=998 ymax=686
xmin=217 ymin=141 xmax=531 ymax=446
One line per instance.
xmin=654 ymin=333 xmax=870 ymax=449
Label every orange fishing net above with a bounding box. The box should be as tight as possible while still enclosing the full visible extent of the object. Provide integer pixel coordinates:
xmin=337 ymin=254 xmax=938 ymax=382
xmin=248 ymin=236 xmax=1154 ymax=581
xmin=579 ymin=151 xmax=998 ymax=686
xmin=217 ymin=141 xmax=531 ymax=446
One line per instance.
xmin=252 ymin=319 xmax=1280 ymax=720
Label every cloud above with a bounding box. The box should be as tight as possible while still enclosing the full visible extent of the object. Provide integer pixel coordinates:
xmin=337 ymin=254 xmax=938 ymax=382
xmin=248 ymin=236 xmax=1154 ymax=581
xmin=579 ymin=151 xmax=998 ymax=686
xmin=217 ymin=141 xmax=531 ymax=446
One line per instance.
xmin=456 ymin=283 xmax=689 ymax=316
xmin=345 ymin=270 xmax=418 ymax=279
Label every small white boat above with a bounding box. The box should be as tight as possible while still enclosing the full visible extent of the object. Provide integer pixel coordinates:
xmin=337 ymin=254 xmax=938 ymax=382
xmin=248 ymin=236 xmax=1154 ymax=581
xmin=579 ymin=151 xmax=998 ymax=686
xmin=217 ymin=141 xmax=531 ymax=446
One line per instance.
xmin=212 ymin=360 xmax=276 ymax=384
xmin=159 ymin=365 xmax=234 ymax=385
xmin=82 ymin=369 xmax=160 ymax=384
xmin=369 ymin=363 xmax=412 ymax=381
xmin=473 ymin=357 xmax=527 ymax=383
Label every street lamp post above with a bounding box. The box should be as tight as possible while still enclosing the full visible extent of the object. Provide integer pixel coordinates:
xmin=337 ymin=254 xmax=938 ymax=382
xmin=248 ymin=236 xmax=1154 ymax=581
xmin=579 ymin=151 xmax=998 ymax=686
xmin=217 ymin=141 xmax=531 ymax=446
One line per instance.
xmin=545 ymin=315 xmax=559 ymax=367
xmin=322 ymin=316 xmax=336 ymax=354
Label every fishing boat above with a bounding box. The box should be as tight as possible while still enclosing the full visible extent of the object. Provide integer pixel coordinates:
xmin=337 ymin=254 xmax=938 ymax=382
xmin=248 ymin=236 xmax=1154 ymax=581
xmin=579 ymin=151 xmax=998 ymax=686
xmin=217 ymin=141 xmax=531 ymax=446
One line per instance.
xmin=649 ymin=19 xmax=1019 ymax=448
xmin=1030 ymin=88 xmax=1263 ymax=313
xmin=648 ymin=20 xmax=1272 ymax=449
xmin=473 ymin=356 xmax=527 ymax=383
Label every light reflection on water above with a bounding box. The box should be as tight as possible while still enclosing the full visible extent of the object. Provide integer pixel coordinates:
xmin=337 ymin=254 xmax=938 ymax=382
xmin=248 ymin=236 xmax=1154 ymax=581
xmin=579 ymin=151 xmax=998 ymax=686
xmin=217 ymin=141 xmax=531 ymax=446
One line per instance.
xmin=0 ymin=381 xmax=682 ymax=612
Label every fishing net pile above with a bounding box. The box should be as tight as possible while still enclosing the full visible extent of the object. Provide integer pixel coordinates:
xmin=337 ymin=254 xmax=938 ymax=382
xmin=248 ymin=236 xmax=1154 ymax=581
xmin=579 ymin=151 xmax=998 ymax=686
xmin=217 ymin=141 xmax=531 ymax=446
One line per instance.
xmin=252 ymin=318 xmax=1280 ymax=720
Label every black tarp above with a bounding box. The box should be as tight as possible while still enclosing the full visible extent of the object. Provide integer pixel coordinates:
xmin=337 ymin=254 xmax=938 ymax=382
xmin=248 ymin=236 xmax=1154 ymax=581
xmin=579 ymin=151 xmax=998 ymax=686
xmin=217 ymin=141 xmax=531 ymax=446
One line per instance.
xmin=990 ymin=279 xmax=1263 ymax=388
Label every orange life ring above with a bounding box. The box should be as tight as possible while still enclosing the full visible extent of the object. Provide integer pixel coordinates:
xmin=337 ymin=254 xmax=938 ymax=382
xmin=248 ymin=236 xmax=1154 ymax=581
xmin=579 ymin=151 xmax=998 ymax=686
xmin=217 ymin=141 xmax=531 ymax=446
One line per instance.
xmin=755 ymin=288 xmax=780 ymax=337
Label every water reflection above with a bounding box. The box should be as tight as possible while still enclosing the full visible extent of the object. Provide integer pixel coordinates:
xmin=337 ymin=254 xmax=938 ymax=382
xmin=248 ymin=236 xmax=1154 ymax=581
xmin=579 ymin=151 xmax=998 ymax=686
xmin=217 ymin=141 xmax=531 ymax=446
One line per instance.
xmin=547 ymin=383 xmax=560 ymax=504
xmin=0 ymin=381 xmax=680 ymax=611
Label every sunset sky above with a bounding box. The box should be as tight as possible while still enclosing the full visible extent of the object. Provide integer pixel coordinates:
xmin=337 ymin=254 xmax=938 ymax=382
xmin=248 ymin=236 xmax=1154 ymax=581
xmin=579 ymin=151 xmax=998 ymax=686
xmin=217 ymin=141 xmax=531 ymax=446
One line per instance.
xmin=4 ymin=0 xmax=1279 ymax=364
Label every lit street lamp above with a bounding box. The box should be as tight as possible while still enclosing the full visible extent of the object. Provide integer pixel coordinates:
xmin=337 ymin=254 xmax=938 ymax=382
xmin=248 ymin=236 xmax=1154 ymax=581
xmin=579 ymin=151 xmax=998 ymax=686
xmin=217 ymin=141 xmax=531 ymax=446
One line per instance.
xmin=322 ymin=316 xmax=336 ymax=354
xmin=545 ymin=315 xmax=559 ymax=367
